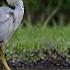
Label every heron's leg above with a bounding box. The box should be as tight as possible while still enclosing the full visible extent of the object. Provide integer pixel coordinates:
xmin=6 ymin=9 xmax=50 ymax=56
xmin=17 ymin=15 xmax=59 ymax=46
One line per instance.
xmin=0 ymin=43 xmax=11 ymax=70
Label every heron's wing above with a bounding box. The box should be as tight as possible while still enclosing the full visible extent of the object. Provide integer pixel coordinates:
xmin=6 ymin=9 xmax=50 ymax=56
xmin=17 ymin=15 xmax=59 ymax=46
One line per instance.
xmin=0 ymin=11 xmax=15 ymax=41
xmin=0 ymin=13 xmax=10 ymax=23
xmin=0 ymin=6 xmax=14 ymax=24
xmin=0 ymin=6 xmax=14 ymax=23
xmin=0 ymin=6 xmax=14 ymax=13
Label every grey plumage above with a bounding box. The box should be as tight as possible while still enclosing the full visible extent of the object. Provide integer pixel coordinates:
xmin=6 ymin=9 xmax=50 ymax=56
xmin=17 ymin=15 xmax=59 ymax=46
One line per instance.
xmin=0 ymin=1 xmax=24 ymax=70
xmin=0 ymin=0 xmax=24 ymax=42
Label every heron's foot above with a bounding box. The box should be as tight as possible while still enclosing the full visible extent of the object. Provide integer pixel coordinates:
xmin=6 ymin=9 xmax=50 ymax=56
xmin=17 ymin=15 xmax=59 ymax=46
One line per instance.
xmin=1 ymin=58 xmax=11 ymax=70
xmin=0 ymin=47 xmax=11 ymax=70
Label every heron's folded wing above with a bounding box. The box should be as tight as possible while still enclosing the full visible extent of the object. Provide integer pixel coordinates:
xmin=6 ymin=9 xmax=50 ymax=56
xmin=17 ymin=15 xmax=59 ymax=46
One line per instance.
xmin=0 ymin=6 xmax=14 ymax=23
xmin=0 ymin=12 xmax=14 ymax=41
xmin=0 ymin=13 xmax=10 ymax=24
xmin=0 ymin=6 xmax=14 ymax=14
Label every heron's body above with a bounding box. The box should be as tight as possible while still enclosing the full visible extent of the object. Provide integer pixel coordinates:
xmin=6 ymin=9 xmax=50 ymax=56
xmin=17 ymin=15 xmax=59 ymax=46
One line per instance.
xmin=0 ymin=0 xmax=24 ymax=42
xmin=0 ymin=0 xmax=24 ymax=70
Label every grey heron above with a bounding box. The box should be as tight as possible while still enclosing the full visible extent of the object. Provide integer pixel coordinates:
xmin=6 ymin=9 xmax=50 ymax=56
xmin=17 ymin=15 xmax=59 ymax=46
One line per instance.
xmin=0 ymin=0 xmax=24 ymax=70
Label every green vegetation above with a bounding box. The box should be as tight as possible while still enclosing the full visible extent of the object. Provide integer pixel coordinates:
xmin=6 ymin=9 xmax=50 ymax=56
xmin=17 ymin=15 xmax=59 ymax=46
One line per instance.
xmin=5 ymin=25 xmax=70 ymax=62
xmin=0 ymin=0 xmax=70 ymax=63
xmin=24 ymin=0 xmax=70 ymax=26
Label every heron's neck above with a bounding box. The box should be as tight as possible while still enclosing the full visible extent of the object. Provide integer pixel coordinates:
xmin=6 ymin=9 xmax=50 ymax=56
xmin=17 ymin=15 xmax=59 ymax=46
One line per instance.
xmin=15 ymin=0 xmax=24 ymax=12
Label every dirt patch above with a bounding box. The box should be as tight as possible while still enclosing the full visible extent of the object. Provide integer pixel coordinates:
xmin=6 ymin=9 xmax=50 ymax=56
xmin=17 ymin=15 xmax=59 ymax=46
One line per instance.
xmin=1 ymin=49 xmax=70 ymax=70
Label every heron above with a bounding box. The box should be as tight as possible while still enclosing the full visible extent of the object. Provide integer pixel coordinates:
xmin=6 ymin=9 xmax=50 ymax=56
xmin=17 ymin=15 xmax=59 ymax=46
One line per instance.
xmin=0 ymin=0 xmax=24 ymax=70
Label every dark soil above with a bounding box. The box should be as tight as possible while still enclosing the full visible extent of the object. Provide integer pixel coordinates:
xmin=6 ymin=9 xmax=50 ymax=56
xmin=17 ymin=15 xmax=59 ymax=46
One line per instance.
xmin=7 ymin=59 xmax=70 ymax=70
xmin=8 ymin=57 xmax=70 ymax=70
xmin=0 ymin=49 xmax=70 ymax=70
xmin=1 ymin=58 xmax=70 ymax=70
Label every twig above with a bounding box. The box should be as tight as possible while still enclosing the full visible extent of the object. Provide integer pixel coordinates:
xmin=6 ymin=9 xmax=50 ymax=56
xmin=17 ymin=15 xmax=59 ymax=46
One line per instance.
xmin=42 ymin=0 xmax=62 ymax=29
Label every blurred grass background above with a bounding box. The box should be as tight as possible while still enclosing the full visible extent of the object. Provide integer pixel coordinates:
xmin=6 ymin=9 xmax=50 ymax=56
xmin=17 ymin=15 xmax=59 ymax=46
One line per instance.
xmin=0 ymin=0 xmax=70 ymax=63
xmin=4 ymin=24 xmax=70 ymax=62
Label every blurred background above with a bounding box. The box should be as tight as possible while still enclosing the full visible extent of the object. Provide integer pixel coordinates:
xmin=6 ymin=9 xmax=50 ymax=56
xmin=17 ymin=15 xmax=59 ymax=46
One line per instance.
xmin=0 ymin=0 xmax=70 ymax=26
xmin=0 ymin=0 xmax=70 ymax=67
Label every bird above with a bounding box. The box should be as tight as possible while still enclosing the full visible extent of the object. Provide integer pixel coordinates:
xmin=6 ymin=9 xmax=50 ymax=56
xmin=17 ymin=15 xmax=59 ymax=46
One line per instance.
xmin=0 ymin=0 xmax=24 ymax=70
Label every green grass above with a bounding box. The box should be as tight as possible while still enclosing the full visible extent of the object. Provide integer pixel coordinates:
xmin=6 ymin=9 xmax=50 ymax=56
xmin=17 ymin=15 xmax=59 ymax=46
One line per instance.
xmin=5 ymin=25 xmax=70 ymax=62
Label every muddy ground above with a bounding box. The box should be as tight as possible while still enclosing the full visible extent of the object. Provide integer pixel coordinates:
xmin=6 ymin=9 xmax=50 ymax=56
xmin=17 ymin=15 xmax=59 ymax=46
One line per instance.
xmin=0 ymin=49 xmax=70 ymax=70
